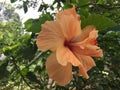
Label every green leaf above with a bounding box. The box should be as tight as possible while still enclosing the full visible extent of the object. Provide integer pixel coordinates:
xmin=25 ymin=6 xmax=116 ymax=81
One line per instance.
xmin=24 ymin=19 xmax=34 ymax=29
xmin=21 ymin=68 xmax=29 ymax=76
xmin=38 ymin=4 xmax=44 ymax=12
xmin=10 ymin=0 xmax=17 ymax=3
xmin=2 ymin=44 xmax=19 ymax=55
xmin=78 ymin=8 xmax=89 ymax=17
xmin=24 ymin=14 xmax=53 ymax=33
xmin=97 ymin=0 xmax=105 ymax=4
xmin=77 ymin=0 xmax=89 ymax=6
xmin=0 ymin=32 xmax=4 ymax=40
xmin=25 ymin=19 xmax=41 ymax=33
xmin=24 ymin=18 xmax=40 ymax=33
xmin=62 ymin=3 xmax=73 ymax=10
xmin=23 ymin=1 xmax=28 ymax=13
xmin=0 ymin=61 xmax=9 ymax=79
xmin=38 ymin=4 xmax=49 ymax=12
xmin=81 ymin=14 xmax=116 ymax=30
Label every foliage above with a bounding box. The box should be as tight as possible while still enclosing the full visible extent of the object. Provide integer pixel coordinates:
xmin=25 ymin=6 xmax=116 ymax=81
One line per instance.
xmin=0 ymin=0 xmax=120 ymax=90
xmin=24 ymin=13 xmax=53 ymax=33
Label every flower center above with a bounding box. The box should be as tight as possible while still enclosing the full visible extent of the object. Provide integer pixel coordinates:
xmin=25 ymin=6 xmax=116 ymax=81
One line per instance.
xmin=64 ymin=40 xmax=76 ymax=50
xmin=64 ymin=40 xmax=83 ymax=49
xmin=93 ymin=40 xmax=98 ymax=45
xmin=64 ymin=40 xmax=71 ymax=47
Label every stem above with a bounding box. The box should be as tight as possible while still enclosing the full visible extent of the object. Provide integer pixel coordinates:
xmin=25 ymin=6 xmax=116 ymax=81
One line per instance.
xmin=27 ymin=51 xmax=44 ymax=67
xmin=11 ymin=56 xmax=33 ymax=89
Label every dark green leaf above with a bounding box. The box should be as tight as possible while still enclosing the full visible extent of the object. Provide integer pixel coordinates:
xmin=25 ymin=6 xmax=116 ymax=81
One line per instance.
xmin=81 ymin=14 xmax=116 ymax=30
xmin=25 ymin=19 xmax=41 ymax=33
xmin=26 ymin=72 xmax=40 ymax=84
xmin=10 ymin=0 xmax=17 ymax=3
xmin=23 ymin=2 xmax=28 ymax=13
xmin=107 ymin=25 xmax=120 ymax=32
xmin=0 ymin=61 xmax=9 ymax=79
xmin=38 ymin=4 xmax=44 ymax=12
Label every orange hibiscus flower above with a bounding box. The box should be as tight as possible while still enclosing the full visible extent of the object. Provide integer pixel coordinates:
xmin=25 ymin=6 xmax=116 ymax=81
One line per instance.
xmin=36 ymin=6 xmax=103 ymax=86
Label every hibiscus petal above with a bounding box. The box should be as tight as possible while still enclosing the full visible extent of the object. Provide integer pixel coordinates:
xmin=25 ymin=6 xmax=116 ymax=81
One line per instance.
xmin=78 ymin=65 xmax=89 ymax=79
xmin=75 ymin=53 xmax=96 ymax=71
xmin=56 ymin=6 xmax=78 ymax=19
xmin=56 ymin=46 xmax=80 ymax=66
xmin=72 ymin=52 xmax=96 ymax=79
xmin=86 ymin=45 xmax=103 ymax=57
xmin=86 ymin=30 xmax=98 ymax=45
xmin=36 ymin=21 xmax=64 ymax=51
xmin=71 ymin=45 xmax=103 ymax=57
xmin=57 ymin=15 xmax=81 ymax=41
xmin=71 ymin=25 xmax=103 ymax=57
xmin=46 ymin=53 xmax=72 ymax=86
xmin=74 ymin=25 xmax=96 ymax=42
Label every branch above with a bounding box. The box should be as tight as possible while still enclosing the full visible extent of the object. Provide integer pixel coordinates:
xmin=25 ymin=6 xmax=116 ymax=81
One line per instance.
xmin=11 ymin=56 xmax=34 ymax=89
xmin=27 ymin=51 xmax=45 ymax=67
